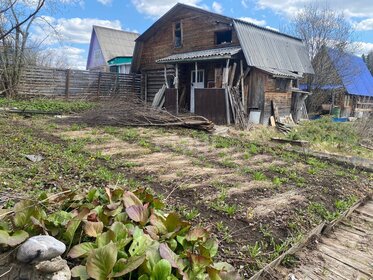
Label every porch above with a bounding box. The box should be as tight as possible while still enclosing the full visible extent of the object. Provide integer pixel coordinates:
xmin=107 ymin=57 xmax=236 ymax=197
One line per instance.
xmin=155 ymin=46 xmax=246 ymax=125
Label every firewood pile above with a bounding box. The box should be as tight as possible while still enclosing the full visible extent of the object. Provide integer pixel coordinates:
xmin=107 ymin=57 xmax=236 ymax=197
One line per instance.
xmin=62 ymin=96 xmax=215 ymax=132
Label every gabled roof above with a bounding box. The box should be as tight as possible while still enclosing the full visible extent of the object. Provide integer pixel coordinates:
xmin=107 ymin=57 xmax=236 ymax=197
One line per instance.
xmin=328 ymin=48 xmax=373 ymax=97
xmin=133 ymin=3 xmax=313 ymax=74
xmin=156 ymin=46 xmax=242 ymax=63
xmin=92 ymin=25 xmax=139 ymax=62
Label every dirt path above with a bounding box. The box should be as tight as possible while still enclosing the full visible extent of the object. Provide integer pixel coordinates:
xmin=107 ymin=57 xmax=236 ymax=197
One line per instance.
xmin=272 ymin=200 xmax=373 ymax=280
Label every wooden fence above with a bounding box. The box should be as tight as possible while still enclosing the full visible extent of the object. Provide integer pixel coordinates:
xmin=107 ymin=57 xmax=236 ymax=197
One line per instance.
xmin=17 ymin=66 xmax=141 ymax=98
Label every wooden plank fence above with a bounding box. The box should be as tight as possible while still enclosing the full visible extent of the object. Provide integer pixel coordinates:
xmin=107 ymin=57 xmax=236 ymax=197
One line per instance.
xmin=17 ymin=66 xmax=141 ymax=98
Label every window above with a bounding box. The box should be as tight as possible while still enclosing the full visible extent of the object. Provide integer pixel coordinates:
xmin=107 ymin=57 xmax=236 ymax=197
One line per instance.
xmin=275 ymin=78 xmax=289 ymax=92
xmin=109 ymin=65 xmax=118 ymax=73
xmin=216 ymin=30 xmax=232 ymax=45
xmin=174 ymin=22 xmax=182 ymax=48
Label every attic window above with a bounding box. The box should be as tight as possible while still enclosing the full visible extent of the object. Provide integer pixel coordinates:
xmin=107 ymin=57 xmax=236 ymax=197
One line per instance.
xmin=216 ymin=30 xmax=232 ymax=45
xmin=174 ymin=22 xmax=182 ymax=48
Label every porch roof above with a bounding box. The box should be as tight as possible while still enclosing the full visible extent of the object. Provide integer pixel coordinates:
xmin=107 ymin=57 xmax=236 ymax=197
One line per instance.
xmin=156 ymin=46 xmax=242 ymax=64
xmin=255 ymin=66 xmax=303 ymax=79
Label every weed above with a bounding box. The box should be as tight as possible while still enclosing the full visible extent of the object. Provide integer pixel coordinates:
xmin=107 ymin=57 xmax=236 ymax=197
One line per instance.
xmin=253 ymin=171 xmax=267 ymax=181
xmin=282 ymin=254 xmax=299 ymax=268
xmin=183 ymin=208 xmax=200 ymax=220
xmin=214 ymin=137 xmax=234 ymax=149
xmin=221 ymin=159 xmax=237 ymax=168
xmin=246 ymin=241 xmax=262 ymax=259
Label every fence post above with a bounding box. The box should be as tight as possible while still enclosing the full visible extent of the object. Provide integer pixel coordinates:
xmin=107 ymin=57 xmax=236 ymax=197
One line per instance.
xmin=132 ymin=74 xmax=135 ymax=95
xmin=97 ymin=72 xmax=101 ymax=99
xmin=65 ymin=69 xmax=71 ymax=99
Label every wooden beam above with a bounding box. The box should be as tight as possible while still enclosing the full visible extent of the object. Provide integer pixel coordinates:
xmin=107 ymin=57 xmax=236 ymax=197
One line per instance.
xmin=240 ymin=60 xmax=245 ymax=110
xmin=229 ymin=62 xmax=237 ymax=87
xmin=164 ymin=65 xmax=169 ymax=88
xmin=65 ymin=68 xmax=71 ymax=99
xmin=224 ymin=59 xmax=231 ymax=125
xmin=175 ymin=63 xmax=179 ymax=115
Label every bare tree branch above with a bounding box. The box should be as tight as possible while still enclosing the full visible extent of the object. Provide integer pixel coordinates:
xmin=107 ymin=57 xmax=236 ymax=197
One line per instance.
xmin=0 ymin=0 xmax=45 ymax=40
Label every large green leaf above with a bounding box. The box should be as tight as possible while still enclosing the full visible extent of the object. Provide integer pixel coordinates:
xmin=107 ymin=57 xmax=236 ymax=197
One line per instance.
xmin=96 ymin=230 xmax=115 ymax=248
xmin=159 ymin=243 xmax=186 ymax=272
xmin=110 ymin=222 xmax=132 ymax=249
xmin=71 ymin=265 xmax=90 ymax=280
xmin=129 ymin=233 xmax=154 ymax=257
xmin=111 ymin=255 xmax=146 ymax=277
xmin=86 ymin=243 xmax=118 ymax=280
xmin=0 ymin=230 xmax=29 ymax=247
xmin=64 ymin=208 xmax=90 ymax=244
xmin=151 ymin=259 xmax=172 ymax=280
xmin=68 ymin=242 xmax=96 ymax=258
xmin=13 ymin=200 xmax=45 ymax=228
xmin=201 ymin=238 xmax=219 ymax=258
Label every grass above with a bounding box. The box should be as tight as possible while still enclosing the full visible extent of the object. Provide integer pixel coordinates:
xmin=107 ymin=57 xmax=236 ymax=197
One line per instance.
xmin=0 ymin=97 xmax=95 ymax=113
xmin=287 ymin=117 xmax=373 ymax=159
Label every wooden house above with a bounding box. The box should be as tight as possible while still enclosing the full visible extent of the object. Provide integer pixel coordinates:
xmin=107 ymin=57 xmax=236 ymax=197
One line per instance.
xmin=87 ymin=26 xmax=139 ymax=73
xmin=323 ymin=49 xmax=373 ymax=118
xmin=131 ymin=4 xmax=314 ymax=124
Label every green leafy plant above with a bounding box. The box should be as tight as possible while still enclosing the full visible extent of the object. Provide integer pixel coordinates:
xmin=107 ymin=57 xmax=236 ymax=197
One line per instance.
xmin=252 ymin=172 xmax=267 ymax=181
xmin=0 ymin=187 xmax=239 ymax=280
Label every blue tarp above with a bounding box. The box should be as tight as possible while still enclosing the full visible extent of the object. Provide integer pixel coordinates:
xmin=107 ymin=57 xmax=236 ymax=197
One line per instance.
xmin=328 ymin=48 xmax=373 ymax=97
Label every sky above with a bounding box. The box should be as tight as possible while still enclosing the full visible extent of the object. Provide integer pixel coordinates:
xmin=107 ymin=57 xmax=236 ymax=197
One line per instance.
xmin=31 ymin=0 xmax=373 ymax=69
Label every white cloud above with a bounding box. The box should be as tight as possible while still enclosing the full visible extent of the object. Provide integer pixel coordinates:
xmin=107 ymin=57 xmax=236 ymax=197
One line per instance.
xmin=255 ymin=0 xmax=373 ymax=18
xmin=131 ymin=0 xmax=201 ymax=17
xmin=97 ymin=0 xmax=112 ymax=5
xmin=352 ymin=42 xmax=373 ymax=56
xmin=239 ymin=17 xmax=266 ymax=26
xmin=32 ymin=17 xmax=122 ymax=45
xmin=212 ymin=1 xmax=223 ymax=14
xmin=241 ymin=0 xmax=248 ymax=8
xmin=354 ymin=18 xmax=373 ymax=31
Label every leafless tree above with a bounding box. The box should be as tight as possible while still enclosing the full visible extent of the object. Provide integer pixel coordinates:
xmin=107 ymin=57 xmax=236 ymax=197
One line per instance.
xmin=292 ymin=2 xmax=359 ymax=113
xmin=366 ymin=50 xmax=373 ymax=75
xmin=0 ymin=0 xmax=47 ymax=97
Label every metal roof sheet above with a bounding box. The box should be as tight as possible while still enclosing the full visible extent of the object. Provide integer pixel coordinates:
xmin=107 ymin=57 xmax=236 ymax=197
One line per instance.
xmin=328 ymin=49 xmax=373 ymax=97
xmin=255 ymin=66 xmax=303 ymax=79
xmin=234 ymin=20 xmax=314 ymax=74
xmin=93 ymin=26 xmax=139 ymax=62
xmin=156 ymin=46 xmax=242 ymax=63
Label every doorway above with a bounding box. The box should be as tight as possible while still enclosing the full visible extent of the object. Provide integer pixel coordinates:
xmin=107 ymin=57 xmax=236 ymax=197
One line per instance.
xmin=190 ymin=69 xmax=204 ymax=113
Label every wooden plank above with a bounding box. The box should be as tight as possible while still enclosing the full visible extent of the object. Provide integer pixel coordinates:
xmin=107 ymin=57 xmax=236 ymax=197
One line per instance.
xmin=318 ymin=243 xmax=373 ymax=276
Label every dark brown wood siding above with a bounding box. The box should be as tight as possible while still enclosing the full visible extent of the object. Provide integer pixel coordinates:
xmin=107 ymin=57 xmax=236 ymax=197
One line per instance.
xmin=195 ymin=88 xmax=227 ymax=124
xmin=138 ymin=6 xmax=239 ymax=71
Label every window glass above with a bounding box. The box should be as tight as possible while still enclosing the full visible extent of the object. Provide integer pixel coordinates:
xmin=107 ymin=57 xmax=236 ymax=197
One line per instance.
xmin=174 ymin=22 xmax=182 ymax=48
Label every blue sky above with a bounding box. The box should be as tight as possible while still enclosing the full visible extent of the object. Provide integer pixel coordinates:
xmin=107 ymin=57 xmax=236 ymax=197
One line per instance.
xmin=32 ymin=0 xmax=373 ymax=69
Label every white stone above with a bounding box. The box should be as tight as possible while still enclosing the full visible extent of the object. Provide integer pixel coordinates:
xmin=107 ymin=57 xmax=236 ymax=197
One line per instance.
xmin=17 ymin=235 xmax=66 ymax=263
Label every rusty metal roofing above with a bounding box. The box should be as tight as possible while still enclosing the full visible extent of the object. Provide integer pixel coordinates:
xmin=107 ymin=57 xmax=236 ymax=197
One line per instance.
xmin=156 ymin=46 xmax=242 ymax=63
xmin=234 ymin=20 xmax=314 ymax=74
xmin=255 ymin=66 xmax=303 ymax=79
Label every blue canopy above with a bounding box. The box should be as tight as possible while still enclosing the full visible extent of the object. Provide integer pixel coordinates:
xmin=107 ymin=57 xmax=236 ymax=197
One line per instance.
xmin=328 ymin=48 xmax=373 ymax=97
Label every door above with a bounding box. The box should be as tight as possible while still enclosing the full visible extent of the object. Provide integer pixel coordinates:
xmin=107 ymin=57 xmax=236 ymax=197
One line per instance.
xmin=191 ymin=69 xmax=204 ymax=113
